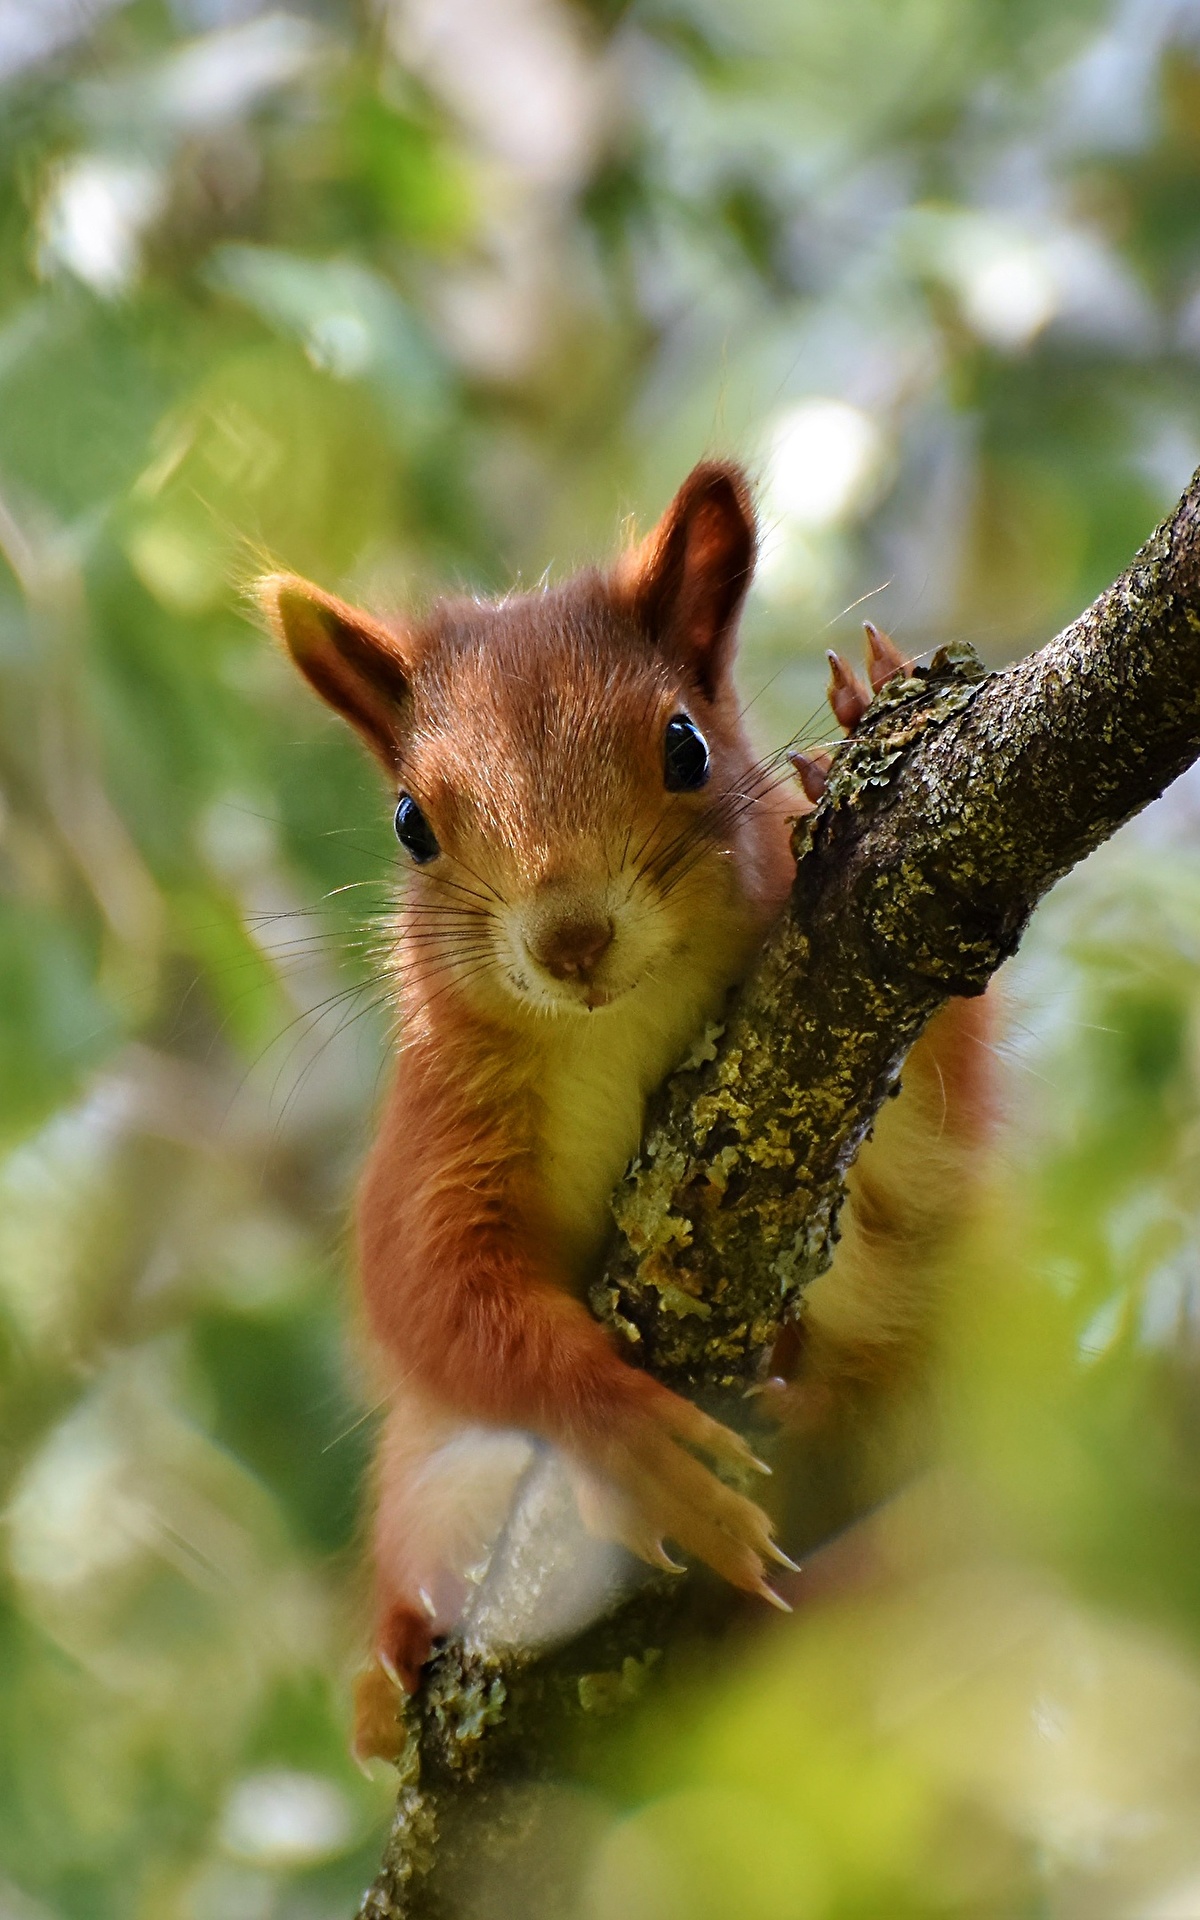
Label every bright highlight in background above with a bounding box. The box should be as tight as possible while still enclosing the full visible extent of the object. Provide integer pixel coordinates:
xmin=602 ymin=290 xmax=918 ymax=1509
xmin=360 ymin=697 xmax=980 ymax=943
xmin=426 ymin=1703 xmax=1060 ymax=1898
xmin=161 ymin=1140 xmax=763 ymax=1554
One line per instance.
xmin=220 ymin=1769 xmax=353 ymax=1868
xmin=766 ymin=399 xmax=889 ymax=531
xmin=960 ymin=240 xmax=1059 ymax=350
xmin=38 ymin=156 xmax=163 ymax=297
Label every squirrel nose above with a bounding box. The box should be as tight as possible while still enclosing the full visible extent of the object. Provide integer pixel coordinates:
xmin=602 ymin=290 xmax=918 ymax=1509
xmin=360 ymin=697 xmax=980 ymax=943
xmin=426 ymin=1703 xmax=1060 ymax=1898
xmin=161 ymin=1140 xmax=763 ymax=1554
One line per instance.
xmin=528 ymin=912 xmax=614 ymax=982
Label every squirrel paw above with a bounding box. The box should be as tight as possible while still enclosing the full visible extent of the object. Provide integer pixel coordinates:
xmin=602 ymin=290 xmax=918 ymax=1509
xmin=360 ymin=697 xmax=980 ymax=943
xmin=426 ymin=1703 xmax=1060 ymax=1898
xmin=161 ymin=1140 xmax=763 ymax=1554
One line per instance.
xmin=792 ymin=625 xmax=911 ymax=808
xmin=577 ymin=1391 xmax=796 ymax=1608
xmin=825 ymin=622 xmax=910 ymax=734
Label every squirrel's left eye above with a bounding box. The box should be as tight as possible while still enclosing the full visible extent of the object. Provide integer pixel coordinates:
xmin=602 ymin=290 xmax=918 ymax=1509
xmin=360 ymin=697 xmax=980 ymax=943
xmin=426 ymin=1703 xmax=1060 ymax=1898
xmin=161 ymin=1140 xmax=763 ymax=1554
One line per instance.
xmin=394 ymin=793 xmax=440 ymax=863
xmin=663 ymin=714 xmax=710 ymax=792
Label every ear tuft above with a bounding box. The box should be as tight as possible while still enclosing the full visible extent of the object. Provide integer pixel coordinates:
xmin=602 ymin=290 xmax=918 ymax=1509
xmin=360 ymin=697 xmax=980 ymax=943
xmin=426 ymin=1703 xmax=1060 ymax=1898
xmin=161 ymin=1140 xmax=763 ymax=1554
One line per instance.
xmin=617 ymin=461 xmax=757 ymax=698
xmin=258 ymin=573 xmax=412 ymax=769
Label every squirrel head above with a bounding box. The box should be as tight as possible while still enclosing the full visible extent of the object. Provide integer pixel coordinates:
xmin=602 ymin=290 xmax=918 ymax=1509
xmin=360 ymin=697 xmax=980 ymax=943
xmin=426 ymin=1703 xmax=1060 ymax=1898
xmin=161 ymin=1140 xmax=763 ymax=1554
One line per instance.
xmin=259 ymin=461 xmax=787 ymax=1018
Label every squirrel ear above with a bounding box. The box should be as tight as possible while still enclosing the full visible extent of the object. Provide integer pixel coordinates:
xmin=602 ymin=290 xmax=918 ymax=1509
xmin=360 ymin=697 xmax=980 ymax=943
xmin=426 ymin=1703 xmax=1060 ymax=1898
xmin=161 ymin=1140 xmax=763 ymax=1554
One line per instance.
xmin=616 ymin=461 xmax=756 ymax=698
xmin=258 ymin=574 xmax=412 ymax=770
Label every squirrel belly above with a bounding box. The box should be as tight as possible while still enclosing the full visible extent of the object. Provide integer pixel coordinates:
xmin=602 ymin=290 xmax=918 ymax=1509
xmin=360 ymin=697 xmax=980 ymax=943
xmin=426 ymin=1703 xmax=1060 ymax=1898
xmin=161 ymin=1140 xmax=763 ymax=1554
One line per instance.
xmin=256 ymin=459 xmax=993 ymax=1752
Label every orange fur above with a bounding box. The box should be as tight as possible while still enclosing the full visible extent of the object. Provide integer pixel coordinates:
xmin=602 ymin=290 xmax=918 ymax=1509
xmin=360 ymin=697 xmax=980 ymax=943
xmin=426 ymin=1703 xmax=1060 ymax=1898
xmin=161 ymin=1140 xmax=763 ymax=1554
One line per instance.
xmin=774 ymin=994 xmax=994 ymax=1418
xmin=258 ymin=464 xmax=991 ymax=1753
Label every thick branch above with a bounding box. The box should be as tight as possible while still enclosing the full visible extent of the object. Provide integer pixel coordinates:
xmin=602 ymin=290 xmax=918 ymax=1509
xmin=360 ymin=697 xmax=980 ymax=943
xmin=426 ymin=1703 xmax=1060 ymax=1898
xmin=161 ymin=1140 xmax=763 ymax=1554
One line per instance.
xmin=597 ymin=478 xmax=1200 ymax=1390
xmin=357 ymin=474 xmax=1200 ymax=1917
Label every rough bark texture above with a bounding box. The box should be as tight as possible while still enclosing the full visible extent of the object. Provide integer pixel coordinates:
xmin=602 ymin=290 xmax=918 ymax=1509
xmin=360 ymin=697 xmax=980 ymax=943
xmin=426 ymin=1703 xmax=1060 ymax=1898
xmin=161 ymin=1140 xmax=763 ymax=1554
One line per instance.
xmin=356 ymin=474 xmax=1200 ymax=1918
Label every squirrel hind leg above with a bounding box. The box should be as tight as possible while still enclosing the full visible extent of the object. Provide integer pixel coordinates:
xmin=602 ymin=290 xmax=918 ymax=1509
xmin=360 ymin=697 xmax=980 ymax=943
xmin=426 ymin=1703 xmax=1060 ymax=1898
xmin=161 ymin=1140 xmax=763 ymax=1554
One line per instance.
xmin=765 ymin=994 xmax=995 ymax=1439
xmin=356 ymin=1403 xmax=535 ymax=1756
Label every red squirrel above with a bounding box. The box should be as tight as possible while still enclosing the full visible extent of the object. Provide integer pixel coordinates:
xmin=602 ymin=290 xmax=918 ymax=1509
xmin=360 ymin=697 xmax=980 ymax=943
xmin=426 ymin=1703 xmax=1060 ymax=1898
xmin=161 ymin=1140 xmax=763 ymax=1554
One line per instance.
xmin=258 ymin=462 xmax=991 ymax=1755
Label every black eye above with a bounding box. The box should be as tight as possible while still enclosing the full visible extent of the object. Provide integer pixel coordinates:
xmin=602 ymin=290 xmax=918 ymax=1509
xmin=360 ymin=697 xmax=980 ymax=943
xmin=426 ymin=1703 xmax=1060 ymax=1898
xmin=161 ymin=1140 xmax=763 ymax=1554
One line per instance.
xmin=394 ymin=793 xmax=440 ymax=863
xmin=663 ymin=714 xmax=710 ymax=792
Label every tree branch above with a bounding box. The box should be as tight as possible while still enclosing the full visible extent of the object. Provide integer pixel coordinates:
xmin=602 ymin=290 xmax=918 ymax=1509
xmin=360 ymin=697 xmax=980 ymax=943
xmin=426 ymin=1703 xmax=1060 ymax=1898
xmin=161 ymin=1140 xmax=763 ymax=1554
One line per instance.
xmin=356 ymin=473 xmax=1200 ymax=1917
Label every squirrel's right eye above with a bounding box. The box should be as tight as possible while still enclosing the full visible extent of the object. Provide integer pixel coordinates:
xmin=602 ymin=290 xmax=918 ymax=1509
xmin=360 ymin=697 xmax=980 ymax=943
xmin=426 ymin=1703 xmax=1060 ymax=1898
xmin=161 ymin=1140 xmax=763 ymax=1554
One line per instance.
xmin=394 ymin=794 xmax=440 ymax=863
xmin=663 ymin=713 xmax=710 ymax=792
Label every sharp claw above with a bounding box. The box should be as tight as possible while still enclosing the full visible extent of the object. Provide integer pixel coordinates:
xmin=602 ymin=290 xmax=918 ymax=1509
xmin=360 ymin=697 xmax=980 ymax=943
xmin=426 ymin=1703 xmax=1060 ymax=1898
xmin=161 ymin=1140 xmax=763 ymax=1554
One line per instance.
xmin=377 ymin=1652 xmax=402 ymax=1690
xmin=719 ymin=1431 xmax=772 ymax=1474
xmin=756 ymin=1582 xmax=794 ymax=1614
xmin=863 ymin=620 xmax=907 ymax=692
xmin=764 ymin=1540 xmax=802 ymax=1573
xmin=826 ymin=650 xmax=870 ymax=731
xmin=647 ymin=1540 xmax=687 ymax=1574
xmin=787 ymin=749 xmax=828 ymax=804
xmin=826 ymin=648 xmax=853 ymax=685
xmin=744 ymin=1376 xmax=788 ymax=1401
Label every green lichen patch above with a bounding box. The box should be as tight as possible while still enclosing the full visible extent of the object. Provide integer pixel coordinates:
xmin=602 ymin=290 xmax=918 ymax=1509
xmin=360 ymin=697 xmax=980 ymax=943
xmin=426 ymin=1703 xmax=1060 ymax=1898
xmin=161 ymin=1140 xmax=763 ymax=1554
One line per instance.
xmin=578 ymin=1649 xmax=663 ymax=1716
xmin=425 ymin=1660 xmax=509 ymax=1776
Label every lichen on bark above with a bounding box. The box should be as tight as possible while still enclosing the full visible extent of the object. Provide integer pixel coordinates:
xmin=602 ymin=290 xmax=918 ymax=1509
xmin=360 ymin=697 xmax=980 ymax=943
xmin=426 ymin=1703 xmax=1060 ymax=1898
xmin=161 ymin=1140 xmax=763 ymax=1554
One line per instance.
xmin=592 ymin=642 xmax=996 ymax=1402
xmin=356 ymin=472 xmax=1200 ymax=1918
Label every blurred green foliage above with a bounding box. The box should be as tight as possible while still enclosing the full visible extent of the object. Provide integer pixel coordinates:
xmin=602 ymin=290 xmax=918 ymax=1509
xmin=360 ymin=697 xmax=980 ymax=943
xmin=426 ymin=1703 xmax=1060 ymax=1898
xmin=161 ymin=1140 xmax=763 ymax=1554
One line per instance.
xmin=3 ymin=0 xmax=1200 ymax=1914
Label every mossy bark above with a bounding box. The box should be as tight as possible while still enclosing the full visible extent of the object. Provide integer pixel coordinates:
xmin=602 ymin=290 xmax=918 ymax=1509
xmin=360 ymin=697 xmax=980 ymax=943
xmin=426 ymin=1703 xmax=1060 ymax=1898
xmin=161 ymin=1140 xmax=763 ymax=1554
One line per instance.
xmin=356 ymin=474 xmax=1200 ymax=1918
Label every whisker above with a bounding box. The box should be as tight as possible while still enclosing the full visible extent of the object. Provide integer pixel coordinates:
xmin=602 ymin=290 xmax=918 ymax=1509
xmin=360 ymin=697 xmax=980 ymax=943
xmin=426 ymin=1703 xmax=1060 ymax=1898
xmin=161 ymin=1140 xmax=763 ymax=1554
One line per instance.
xmin=394 ymin=959 xmax=496 ymax=1032
xmin=436 ymin=853 xmax=508 ymax=910
xmin=218 ymin=975 xmax=387 ymax=1135
xmin=397 ymin=934 xmax=491 ymax=954
xmin=242 ymin=884 xmax=390 ymax=926
xmin=244 ymin=928 xmax=394 ymax=955
xmin=417 ymin=870 xmax=503 ymax=913
xmin=268 ymin=985 xmax=394 ymax=1142
xmin=321 ymin=1401 xmax=387 ymax=1454
xmin=650 ymin=763 xmax=802 ymax=898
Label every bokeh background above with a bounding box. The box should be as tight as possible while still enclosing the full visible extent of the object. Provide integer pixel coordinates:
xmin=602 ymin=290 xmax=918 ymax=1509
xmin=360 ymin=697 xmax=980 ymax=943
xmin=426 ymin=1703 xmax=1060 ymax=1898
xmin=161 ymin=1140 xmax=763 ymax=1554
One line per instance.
xmin=4 ymin=0 xmax=1200 ymax=1914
